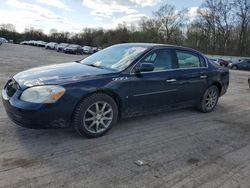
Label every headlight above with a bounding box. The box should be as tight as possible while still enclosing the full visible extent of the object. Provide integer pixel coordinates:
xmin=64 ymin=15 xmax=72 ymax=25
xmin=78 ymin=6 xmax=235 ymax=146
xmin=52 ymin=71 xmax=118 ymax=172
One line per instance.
xmin=20 ymin=85 xmax=65 ymax=103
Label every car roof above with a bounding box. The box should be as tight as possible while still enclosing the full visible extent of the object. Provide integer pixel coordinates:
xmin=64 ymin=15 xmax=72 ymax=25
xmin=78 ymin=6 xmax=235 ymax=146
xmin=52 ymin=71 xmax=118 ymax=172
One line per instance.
xmin=114 ymin=43 xmax=203 ymax=54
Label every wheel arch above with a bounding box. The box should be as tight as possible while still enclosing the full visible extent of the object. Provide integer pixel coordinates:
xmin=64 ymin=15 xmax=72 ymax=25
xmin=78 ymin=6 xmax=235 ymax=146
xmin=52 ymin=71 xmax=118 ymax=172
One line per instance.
xmin=70 ymin=89 xmax=123 ymax=124
xmin=212 ymin=81 xmax=222 ymax=95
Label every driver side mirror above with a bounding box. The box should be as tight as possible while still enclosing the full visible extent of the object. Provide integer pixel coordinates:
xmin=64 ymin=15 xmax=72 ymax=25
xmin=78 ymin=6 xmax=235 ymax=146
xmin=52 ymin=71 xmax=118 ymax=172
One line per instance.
xmin=135 ymin=63 xmax=155 ymax=73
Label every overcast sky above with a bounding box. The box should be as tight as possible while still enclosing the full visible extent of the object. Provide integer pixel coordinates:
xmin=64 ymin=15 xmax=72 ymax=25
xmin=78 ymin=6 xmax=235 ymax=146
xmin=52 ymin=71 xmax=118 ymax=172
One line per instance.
xmin=0 ymin=0 xmax=203 ymax=33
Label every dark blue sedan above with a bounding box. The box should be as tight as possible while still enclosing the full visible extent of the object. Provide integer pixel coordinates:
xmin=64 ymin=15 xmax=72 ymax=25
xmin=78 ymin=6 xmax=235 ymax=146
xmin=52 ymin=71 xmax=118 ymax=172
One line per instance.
xmin=2 ymin=43 xmax=229 ymax=137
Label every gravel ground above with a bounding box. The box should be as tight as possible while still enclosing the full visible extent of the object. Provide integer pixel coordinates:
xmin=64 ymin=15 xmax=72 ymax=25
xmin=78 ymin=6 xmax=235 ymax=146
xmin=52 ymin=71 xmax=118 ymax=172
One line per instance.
xmin=0 ymin=44 xmax=250 ymax=188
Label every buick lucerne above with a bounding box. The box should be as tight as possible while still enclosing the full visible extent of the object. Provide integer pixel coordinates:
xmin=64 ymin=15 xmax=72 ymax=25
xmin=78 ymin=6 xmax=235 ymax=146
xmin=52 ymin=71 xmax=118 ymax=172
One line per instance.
xmin=2 ymin=43 xmax=229 ymax=137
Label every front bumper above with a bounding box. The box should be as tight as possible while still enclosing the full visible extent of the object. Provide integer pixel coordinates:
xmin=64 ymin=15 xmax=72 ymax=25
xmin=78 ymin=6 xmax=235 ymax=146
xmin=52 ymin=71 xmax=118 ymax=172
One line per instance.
xmin=2 ymin=88 xmax=74 ymax=129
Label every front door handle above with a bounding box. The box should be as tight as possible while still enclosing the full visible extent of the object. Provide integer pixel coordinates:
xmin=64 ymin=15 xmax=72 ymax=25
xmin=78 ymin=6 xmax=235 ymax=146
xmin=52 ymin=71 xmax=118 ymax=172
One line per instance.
xmin=166 ymin=78 xmax=177 ymax=83
xmin=200 ymin=75 xmax=207 ymax=79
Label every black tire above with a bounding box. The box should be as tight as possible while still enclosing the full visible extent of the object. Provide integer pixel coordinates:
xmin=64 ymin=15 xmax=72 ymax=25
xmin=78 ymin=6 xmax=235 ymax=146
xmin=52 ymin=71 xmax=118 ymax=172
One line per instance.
xmin=231 ymin=65 xmax=238 ymax=70
xmin=73 ymin=93 xmax=118 ymax=138
xmin=197 ymin=85 xmax=219 ymax=113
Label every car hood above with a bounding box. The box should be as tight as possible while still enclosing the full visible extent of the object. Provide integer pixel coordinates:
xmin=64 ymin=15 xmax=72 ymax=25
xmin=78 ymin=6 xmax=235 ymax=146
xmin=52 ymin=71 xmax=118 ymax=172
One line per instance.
xmin=13 ymin=62 xmax=114 ymax=89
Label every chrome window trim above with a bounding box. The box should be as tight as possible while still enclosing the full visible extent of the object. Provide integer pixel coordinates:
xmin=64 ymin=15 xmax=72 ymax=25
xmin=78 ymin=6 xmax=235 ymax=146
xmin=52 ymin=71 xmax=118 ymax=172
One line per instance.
xmin=129 ymin=47 xmax=208 ymax=75
xmin=129 ymin=67 xmax=208 ymax=75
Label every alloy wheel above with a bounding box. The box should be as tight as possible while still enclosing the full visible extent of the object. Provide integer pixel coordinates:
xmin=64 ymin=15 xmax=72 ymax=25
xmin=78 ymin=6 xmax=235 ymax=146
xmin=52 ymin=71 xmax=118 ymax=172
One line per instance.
xmin=205 ymin=89 xmax=218 ymax=110
xmin=83 ymin=101 xmax=113 ymax=134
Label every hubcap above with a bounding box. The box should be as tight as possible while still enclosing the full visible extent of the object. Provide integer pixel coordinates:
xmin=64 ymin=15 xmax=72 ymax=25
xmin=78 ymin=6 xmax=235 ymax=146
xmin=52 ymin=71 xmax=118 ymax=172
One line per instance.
xmin=205 ymin=89 xmax=218 ymax=110
xmin=83 ymin=101 xmax=113 ymax=134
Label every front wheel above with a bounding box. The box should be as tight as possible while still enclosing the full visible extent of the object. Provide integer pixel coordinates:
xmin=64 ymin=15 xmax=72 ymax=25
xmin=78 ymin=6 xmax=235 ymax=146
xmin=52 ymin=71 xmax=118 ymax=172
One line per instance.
xmin=197 ymin=85 xmax=219 ymax=113
xmin=73 ymin=93 xmax=118 ymax=138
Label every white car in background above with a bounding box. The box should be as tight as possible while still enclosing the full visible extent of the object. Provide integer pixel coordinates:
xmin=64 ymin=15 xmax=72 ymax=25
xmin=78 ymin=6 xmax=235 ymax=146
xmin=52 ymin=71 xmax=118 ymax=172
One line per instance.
xmin=36 ymin=41 xmax=47 ymax=47
xmin=0 ymin=37 xmax=8 ymax=43
xmin=45 ymin=42 xmax=58 ymax=50
xmin=82 ymin=46 xmax=93 ymax=54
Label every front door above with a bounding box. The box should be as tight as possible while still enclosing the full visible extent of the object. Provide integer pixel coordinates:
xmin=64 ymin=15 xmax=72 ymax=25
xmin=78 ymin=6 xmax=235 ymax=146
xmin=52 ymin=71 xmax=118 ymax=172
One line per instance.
xmin=128 ymin=48 xmax=180 ymax=112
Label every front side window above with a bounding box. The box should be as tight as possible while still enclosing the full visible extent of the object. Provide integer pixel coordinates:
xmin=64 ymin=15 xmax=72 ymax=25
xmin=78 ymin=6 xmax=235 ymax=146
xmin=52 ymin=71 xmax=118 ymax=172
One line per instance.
xmin=176 ymin=50 xmax=206 ymax=68
xmin=81 ymin=45 xmax=148 ymax=71
xmin=140 ymin=49 xmax=173 ymax=71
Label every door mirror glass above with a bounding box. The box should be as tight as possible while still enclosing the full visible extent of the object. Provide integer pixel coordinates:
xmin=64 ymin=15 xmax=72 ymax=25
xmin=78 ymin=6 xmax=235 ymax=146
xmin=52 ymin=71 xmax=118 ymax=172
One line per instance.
xmin=136 ymin=63 xmax=155 ymax=72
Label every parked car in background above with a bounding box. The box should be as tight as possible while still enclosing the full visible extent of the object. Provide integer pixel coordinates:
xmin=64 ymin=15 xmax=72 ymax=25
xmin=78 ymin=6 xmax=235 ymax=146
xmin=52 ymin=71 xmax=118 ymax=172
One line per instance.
xmin=28 ymin=40 xmax=37 ymax=46
xmin=57 ymin=43 xmax=69 ymax=52
xmin=97 ymin=47 xmax=103 ymax=52
xmin=0 ymin=40 xmax=2 ymax=46
xmin=45 ymin=42 xmax=58 ymax=50
xmin=209 ymin=58 xmax=219 ymax=65
xmin=63 ymin=44 xmax=83 ymax=54
xmin=92 ymin=47 xmax=99 ymax=54
xmin=82 ymin=46 xmax=93 ymax=54
xmin=2 ymin=43 xmax=229 ymax=138
xmin=0 ymin=37 xmax=8 ymax=43
xmin=218 ymin=59 xmax=230 ymax=67
xmin=20 ymin=41 xmax=28 ymax=45
xmin=36 ymin=41 xmax=47 ymax=47
xmin=229 ymin=59 xmax=250 ymax=70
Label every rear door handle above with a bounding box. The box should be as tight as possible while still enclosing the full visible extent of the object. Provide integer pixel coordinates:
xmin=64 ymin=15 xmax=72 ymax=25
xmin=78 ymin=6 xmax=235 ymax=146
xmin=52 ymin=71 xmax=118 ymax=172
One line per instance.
xmin=166 ymin=78 xmax=177 ymax=83
xmin=200 ymin=75 xmax=207 ymax=79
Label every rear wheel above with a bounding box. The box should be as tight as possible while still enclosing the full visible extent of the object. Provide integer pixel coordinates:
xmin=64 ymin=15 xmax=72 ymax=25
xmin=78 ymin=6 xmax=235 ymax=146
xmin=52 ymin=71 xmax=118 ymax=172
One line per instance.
xmin=197 ymin=85 xmax=219 ymax=113
xmin=231 ymin=65 xmax=238 ymax=70
xmin=73 ymin=93 xmax=118 ymax=138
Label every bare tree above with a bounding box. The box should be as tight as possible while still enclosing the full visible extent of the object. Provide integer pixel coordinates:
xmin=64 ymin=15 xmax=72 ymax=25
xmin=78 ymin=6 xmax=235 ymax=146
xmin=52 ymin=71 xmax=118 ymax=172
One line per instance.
xmin=0 ymin=24 xmax=16 ymax=32
xmin=197 ymin=0 xmax=234 ymax=54
xmin=234 ymin=0 xmax=250 ymax=54
xmin=153 ymin=4 xmax=188 ymax=43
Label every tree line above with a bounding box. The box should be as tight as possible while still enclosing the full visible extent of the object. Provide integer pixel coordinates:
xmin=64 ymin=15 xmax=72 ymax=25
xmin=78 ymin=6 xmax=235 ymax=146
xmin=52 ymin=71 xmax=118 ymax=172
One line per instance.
xmin=0 ymin=0 xmax=249 ymax=56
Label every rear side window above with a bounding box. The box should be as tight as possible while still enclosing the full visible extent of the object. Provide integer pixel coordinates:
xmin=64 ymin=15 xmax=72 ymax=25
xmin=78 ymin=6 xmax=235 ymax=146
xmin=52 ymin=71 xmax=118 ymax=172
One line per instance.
xmin=176 ymin=50 xmax=206 ymax=68
xmin=141 ymin=49 xmax=173 ymax=71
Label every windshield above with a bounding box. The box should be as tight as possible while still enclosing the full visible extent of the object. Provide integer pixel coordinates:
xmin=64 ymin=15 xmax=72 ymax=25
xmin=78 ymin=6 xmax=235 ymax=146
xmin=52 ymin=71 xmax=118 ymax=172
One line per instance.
xmin=80 ymin=45 xmax=148 ymax=71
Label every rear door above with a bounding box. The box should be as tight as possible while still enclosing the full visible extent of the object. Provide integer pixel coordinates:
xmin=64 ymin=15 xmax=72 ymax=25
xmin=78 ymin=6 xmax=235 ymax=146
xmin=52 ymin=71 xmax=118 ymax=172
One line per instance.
xmin=173 ymin=49 xmax=208 ymax=103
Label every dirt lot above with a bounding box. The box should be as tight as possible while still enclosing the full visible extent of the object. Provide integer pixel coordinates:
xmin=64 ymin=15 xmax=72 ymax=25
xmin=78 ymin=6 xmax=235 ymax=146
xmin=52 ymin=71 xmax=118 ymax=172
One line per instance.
xmin=0 ymin=44 xmax=250 ymax=188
